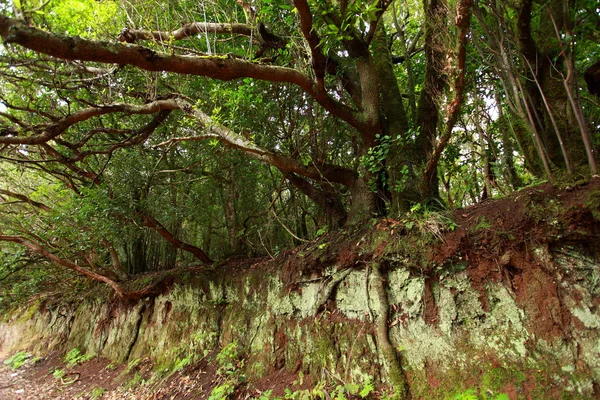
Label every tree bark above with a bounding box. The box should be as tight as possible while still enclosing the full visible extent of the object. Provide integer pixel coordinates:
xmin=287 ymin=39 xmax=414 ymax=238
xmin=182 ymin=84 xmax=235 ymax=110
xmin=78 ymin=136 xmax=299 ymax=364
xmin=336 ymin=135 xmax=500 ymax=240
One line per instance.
xmin=415 ymin=0 xmax=449 ymax=205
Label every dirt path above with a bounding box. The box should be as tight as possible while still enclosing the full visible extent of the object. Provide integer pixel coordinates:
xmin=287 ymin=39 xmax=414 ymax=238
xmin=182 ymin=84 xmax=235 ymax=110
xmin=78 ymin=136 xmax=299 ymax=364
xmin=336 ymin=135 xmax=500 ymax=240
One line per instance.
xmin=0 ymin=354 xmax=234 ymax=400
xmin=0 ymin=354 xmax=124 ymax=400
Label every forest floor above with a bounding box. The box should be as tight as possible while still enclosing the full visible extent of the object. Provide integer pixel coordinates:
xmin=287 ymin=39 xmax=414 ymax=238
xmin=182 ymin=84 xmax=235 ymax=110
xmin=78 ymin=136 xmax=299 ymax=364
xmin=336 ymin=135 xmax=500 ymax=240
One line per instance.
xmin=0 ymin=352 xmax=223 ymax=400
xmin=2 ymin=178 xmax=600 ymax=399
xmin=0 ymin=351 xmax=303 ymax=399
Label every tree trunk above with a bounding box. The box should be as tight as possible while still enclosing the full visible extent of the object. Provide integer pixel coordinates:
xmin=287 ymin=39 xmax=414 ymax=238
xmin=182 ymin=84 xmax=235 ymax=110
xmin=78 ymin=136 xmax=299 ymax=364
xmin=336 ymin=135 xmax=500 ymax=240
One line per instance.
xmin=371 ymin=26 xmax=421 ymax=215
xmin=414 ymin=0 xmax=449 ymax=206
xmin=346 ymin=177 xmax=378 ymax=226
xmin=517 ymin=0 xmax=586 ymax=172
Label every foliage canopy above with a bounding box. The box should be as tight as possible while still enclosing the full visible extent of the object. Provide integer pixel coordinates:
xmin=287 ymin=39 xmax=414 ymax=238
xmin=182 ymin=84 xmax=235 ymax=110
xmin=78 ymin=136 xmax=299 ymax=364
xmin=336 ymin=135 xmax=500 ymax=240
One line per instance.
xmin=0 ymin=0 xmax=598 ymax=304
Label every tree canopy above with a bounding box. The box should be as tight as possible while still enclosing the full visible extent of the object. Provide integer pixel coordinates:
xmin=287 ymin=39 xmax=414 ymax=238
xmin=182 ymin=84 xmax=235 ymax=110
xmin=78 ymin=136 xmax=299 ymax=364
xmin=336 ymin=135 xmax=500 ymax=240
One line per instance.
xmin=0 ymin=0 xmax=599 ymax=304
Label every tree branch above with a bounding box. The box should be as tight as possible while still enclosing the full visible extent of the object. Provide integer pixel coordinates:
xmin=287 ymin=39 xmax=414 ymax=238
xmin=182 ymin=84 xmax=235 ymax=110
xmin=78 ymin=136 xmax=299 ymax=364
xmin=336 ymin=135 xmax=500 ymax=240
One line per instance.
xmin=0 ymin=234 xmax=126 ymax=296
xmin=174 ymin=98 xmax=359 ymax=187
xmin=139 ymin=213 xmax=213 ymax=264
xmin=284 ymin=173 xmax=347 ymax=227
xmin=118 ymin=22 xmax=253 ymax=43
xmin=0 ymin=16 xmax=363 ymax=131
xmin=293 ymin=0 xmax=328 ymax=87
xmin=0 ymin=189 xmax=52 ymax=212
xmin=0 ymin=100 xmax=176 ymax=145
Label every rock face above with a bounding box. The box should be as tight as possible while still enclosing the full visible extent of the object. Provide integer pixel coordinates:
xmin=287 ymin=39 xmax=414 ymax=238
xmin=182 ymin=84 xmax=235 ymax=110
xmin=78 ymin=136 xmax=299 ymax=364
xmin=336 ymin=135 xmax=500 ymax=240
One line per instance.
xmin=1 ymin=242 xmax=599 ymax=398
xmin=2 ymin=184 xmax=600 ymax=398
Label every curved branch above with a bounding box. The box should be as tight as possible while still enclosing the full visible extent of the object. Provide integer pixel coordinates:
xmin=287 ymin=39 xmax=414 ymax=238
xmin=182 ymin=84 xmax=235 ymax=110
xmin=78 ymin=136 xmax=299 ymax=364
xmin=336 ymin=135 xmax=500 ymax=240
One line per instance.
xmin=176 ymin=99 xmax=359 ymax=187
xmin=293 ymin=0 xmax=327 ymax=86
xmin=0 ymin=17 xmax=363 ymax=131
xmin=3 ymin=93 xmax=358 ymax=191
xmin=284 ymin=173 xmax=347 ymax=227
xmin=139 ymin=213 xmax=213 ymax=264
xmin=0 ymin=100 xmax=176 ymax=145
xmin=0 ymin=234 xmax=126 ymax=296
xmin=61 ymin=110 xmax=172 ymax=164
xmin=0 ymin=189 xmax=52 ymax=211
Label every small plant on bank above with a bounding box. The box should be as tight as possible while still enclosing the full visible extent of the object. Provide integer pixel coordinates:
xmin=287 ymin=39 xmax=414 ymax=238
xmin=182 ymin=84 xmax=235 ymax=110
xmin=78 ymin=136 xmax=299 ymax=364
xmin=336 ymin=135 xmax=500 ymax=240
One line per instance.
xmin=51 ymin=368 xmax=65 ymax=379
xmin=64 ymin=348 xmax=93 ymax=367
xmin=403 ymin=202 xmax=457 ymax=239
xmin=281 ymin=375 xmax=375 ymax=399
xmin=52 ymin=367 xmax=78 ymax=385
xmin=208 ymin=342 xmax=247 ymax=400
xmin=3 ymin=351 xmax=31 ymax=369
xmin=452 ymin=388 xmax=510 ymax=400
xmin=90 ymin=387 xmax=106 ymax=399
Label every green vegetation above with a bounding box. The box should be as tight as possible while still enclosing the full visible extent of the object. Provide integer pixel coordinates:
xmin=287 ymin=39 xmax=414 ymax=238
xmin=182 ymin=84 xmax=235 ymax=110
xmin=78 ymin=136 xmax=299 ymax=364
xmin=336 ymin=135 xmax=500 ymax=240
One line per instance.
xmin=208 ymin=342 xmax=247 ymax=400
xmin=0 ymin=0 xmax=597 ymax=309
xmin=0 ymin=0 xmax=599 ymax=398
xmin=451 ymin=389 xmax=509 ymax=400
xmin=90 ymin=387 xmax=107 ymax=399
xmin=64 ymin=348 xmax=93 ymax=367
xmin=3 ymin=351 xmax=31 ymax=369
xmin=51 ymin=368 xmax=65 ymax=379
xmin=281 ymin=377 xmax=376 ymax=400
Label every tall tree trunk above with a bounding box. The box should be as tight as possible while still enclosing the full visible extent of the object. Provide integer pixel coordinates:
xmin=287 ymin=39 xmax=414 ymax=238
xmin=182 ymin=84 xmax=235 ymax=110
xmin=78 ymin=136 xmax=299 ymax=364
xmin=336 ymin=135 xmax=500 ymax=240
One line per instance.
xmin=496 ymin=93 xmax=524 ymax=190
xmin=415 ymin=0 xmax=449 ymax=205
xmin=371 ymin=26 xmax=421 ymax=214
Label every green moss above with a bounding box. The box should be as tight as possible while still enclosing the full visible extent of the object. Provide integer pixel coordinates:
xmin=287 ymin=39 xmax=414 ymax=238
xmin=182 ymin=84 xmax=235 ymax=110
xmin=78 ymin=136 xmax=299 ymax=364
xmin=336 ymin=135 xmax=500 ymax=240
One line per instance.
xmin=479 ymin=367 xmax=525 ymax=396
xmin=17 ymin=300 xmax=41 ymax=323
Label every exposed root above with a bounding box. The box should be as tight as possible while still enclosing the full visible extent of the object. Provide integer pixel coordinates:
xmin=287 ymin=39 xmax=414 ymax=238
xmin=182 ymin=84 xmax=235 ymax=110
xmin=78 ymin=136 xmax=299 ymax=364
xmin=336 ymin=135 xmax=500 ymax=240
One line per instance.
xmin=60 ymin=372 xmax=80 ymax=385
xmin=124 ymin=303 xmax=146 ymax=362
xmin=371 ymin=264 xmax=410 ymax=400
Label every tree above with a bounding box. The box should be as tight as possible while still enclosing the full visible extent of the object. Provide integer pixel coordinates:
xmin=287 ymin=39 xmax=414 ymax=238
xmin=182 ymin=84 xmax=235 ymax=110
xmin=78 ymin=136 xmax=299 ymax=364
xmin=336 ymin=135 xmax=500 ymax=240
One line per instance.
xmin=0 ymin=0 xmax=476 ymax=222
xmin=471 ymin=0 xmax=598 ymax=177
xmin=0 ymin=0 xmax=597 ymax=296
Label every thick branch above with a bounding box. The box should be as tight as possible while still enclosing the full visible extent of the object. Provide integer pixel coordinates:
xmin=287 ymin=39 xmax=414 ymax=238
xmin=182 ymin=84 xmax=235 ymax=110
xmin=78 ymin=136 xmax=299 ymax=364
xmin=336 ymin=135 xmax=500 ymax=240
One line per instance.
xmin=284 ymin=173 xmax=347 ymax=227
xmin=0 ymin=234 xmax=126 ymax=296
xmin=176 ymin=99 xmax=359 ymax=187
xmin=140 ymin=213 xmax=213 ymax=264
xmin=0 ymin=17 xmax=362 ymax=130
xmin=293 ymin=0 xmax=328 ymax=86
